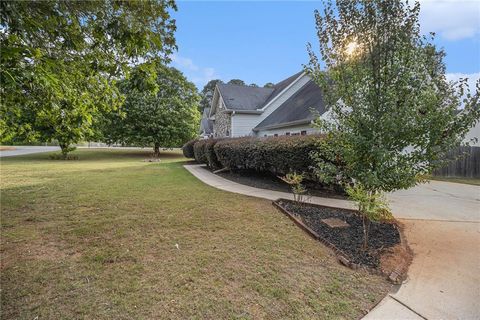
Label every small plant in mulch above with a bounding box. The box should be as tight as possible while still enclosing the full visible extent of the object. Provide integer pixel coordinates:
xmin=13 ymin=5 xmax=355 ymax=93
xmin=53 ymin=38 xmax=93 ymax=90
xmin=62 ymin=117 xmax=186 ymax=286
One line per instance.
xmin=275 ymin=199 xmax=412 ymax=282
xmin=279 ymin=172 xmax=309 ymax=203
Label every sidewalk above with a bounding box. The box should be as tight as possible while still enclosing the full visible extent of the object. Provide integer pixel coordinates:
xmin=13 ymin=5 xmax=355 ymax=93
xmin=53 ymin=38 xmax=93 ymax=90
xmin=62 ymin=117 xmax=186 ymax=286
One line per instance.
xmin=184 ymin=164 xmax=354 ymax=209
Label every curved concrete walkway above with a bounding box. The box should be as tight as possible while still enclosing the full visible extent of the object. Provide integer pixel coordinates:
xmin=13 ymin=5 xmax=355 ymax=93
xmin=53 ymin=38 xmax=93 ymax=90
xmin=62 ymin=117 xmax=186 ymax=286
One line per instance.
xmin=184 ymin=164 xmax=480 ymax=320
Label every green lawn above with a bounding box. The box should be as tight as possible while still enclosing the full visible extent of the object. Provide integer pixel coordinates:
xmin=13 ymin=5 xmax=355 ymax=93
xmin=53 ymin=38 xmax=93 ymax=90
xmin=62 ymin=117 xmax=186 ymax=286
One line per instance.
xmin=1 ymin=149 xmax=390 ymax=319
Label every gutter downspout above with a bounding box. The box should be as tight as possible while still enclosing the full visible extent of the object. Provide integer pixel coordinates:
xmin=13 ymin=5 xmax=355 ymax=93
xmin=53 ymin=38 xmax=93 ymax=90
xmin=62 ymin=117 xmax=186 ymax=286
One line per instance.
xmin=231 ymin=110 xmax=235 ymax=137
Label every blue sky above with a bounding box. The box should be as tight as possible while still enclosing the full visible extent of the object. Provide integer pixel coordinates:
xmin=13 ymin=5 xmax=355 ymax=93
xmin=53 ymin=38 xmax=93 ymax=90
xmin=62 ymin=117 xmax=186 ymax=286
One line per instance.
xmin=171 ymin=1 xmax=480 ymax=89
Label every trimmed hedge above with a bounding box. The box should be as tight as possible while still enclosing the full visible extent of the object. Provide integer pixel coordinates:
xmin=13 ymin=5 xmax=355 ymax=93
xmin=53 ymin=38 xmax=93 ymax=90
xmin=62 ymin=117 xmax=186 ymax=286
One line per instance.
xmin=182 ymin=138 xmax=197 ymax=159
xmin=193 ymin=139 xmax=208 ymax=164
xmin=204 ymin=138 xmax=224 ymax=169
xmin=214 ymin=135 xmax=326 ymax=179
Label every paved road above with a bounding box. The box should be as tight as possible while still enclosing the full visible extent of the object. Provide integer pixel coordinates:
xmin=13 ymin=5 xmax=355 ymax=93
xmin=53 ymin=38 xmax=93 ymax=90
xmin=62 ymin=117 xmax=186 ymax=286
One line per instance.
xmin=0 ymin=146 xmax=60 ymax=158
xmin=185 ymin=165 xmax=480 ymax=320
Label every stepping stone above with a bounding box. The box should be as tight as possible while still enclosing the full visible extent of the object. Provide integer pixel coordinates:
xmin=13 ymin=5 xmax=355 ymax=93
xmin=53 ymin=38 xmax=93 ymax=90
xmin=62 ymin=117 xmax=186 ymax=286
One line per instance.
xmin=321 ymin=218 xmax=350 ymax=228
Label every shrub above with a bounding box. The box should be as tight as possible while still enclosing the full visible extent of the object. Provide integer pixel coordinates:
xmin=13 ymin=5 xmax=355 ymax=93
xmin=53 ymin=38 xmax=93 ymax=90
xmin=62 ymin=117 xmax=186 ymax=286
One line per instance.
xmin=182 ymin=138 xmax=197 ymax=159
xmin=193 ymin=139 xmax=208 ymax=164
xmin=204 ymin=138 xmax=224 ymax=169
xmin=214 ymin=135 xmax=326 ymax=179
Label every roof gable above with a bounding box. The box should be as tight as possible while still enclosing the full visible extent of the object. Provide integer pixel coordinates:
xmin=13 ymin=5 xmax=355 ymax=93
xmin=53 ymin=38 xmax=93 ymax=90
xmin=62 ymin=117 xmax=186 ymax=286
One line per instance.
xmin=259 ymin=70 xmax=304 ymax=109
xmin=254 ymin=79 xmax=326 ymax=130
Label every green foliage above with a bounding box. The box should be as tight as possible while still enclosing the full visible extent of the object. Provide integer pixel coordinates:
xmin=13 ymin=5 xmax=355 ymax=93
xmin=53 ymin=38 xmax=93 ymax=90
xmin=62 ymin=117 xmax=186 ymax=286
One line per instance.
xmin=280 ymin=172 xmax=308 ymax=203
xmin=204 ymin=138 xmax=224 ymax=169
xmin=182 ymin=138 xmax=198 ymax=159
xmin=214 ymin=135 xmax=329 ymax=180
xmin=227 ymin=79 xmax=246 ymax=86
xmin=346 ymin=184 xmax=393 ymax=249
xmin=101 ymin=62 xmax=201 ymax=156
xmin=200 ymin=79 xmax=222 ymax=112
xmin=307 ymin=0 xmax=480 ymax=196
xmin=264 ymin=82 xmax=275 ymax=88
xmin=193 ymin=139 xmax=208 ymax=164
xmin=0 ymin=0 xmax=177 ymax=156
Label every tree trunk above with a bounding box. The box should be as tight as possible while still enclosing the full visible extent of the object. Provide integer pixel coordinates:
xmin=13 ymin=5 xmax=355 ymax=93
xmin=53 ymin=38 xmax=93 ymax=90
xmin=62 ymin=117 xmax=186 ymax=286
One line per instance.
xmin=59 ymin=143 xmax=69 ymax=160
xmin=153 ymin=143 xmax=160 ymax=158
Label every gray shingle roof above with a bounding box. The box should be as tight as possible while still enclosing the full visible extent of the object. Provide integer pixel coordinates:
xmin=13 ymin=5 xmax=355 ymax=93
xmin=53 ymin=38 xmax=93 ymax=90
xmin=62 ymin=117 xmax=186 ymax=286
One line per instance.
xmin=199 ymin=107 xmax=213 ymax=134
xmin=260 ymin=71 xmax=304 ymax=108
xmin=202 ymin=107 xmax=211 ymax=118
xmin=217 ymin=83 xmax=274 ymax=110
xmin=254 ymin=79 xmax=326 ymax=130
xmin=200 ymin=117 xmax=213 ymax=134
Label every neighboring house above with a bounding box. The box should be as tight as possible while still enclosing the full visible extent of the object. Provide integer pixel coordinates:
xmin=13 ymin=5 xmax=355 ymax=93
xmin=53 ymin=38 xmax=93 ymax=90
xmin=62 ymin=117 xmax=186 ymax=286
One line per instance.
xmin=204 ymin=71 xmax=327 ymax=137
xmin=199 ymin=107 xmax=214 ymax=138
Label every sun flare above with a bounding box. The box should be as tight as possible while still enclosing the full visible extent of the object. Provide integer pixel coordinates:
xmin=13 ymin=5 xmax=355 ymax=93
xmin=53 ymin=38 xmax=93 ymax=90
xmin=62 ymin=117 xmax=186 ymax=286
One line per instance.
xmin=345 ymin=41 xmax=359 ymax=56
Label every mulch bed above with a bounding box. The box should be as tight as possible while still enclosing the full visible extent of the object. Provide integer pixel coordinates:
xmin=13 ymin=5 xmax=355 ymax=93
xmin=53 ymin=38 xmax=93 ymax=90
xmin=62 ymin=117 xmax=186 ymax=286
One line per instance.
xmin=210 ymin=168 xmax=347 ymax=200
xmin=274 ymin=199 xmax=412 ymax=282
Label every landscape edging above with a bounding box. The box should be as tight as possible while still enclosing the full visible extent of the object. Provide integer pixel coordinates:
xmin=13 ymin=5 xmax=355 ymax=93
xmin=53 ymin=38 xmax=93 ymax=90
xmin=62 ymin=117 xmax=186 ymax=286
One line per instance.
xmin=272 ymin=198 xmax=410 ymax=284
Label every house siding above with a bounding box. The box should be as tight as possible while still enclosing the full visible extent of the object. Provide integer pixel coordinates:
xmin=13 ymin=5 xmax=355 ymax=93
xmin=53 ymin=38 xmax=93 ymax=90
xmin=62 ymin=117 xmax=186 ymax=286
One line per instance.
xmin=256 ymin=124 xmax=318 ymax=137
xmin=464 ymin=120 xmax=480 ymax=147
xmin=231 ymin=114 xmax=258 ymax=137
xmin=213 ymin=96 xmax=231 ymax=137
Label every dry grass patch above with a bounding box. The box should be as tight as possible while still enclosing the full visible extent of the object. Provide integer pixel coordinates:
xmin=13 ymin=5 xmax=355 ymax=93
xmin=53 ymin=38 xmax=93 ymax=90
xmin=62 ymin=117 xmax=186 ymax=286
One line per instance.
xmin=1 ymin=149 xmax=391 ymax=319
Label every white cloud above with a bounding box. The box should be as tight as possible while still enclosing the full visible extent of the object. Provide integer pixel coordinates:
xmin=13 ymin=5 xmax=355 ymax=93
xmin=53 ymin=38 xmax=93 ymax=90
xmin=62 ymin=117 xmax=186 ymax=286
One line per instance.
xmin=170 ymin=54 xmax=219 ymax=88
xmin=446 ymin=72 xmax=479 ymax=107
xmin=419 ymin=0 xmax=480 ymax=40
xmin=446 ymin=72 xmax=480 ymax=90
xmin=171 ymin=54 xmax=199 ymax=71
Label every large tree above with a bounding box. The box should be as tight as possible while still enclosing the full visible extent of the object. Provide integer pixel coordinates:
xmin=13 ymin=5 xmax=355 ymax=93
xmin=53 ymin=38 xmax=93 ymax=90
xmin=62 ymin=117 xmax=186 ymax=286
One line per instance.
xmin=307 ymin=0 xmax=479 ymax=247
xmin=199 ymin=79 xmax=222 ymax=112
xmin=0 ymin=0 xmax=177 ymax=157
xmin=227 ymin=79 xmax=246 ymax=86
xmin=102 ymin=63 xmax=200 ymax=157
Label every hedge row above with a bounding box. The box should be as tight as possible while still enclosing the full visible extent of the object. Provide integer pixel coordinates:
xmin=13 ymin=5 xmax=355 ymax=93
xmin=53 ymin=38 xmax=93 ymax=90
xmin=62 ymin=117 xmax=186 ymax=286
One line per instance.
xmin=214 ymin=135 xmax=324 ymax=178
xmin=182 ymin=139 xmax=197 ymax=158
xmin=193 ymin=139 xmax=208 ymax=164
xmin=204 ymin=138 xmax=224 ymax=169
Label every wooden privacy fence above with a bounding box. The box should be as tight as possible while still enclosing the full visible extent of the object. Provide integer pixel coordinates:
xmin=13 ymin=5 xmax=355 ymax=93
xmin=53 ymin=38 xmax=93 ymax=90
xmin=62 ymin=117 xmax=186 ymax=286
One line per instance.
xmin=433 ymin=146 xmax=480 ymax=178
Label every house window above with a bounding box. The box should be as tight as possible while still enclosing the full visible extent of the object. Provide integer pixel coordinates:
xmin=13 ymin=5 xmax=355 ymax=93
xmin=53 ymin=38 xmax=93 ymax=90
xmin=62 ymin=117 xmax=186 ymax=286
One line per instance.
xmin=292 ymin=132 xmax=300 ymax=136
xmin=301 ymin=131 xmax=307 ymax=136
xmin=226 ymin=130 xmax=230 ymax=137
xmin=285 ymin=132 xmax=290 ymax=136
xmin=274 ymin=134 xmax=278 ymax=137
xmin=264 ymin=134 xmax=267 ymax=137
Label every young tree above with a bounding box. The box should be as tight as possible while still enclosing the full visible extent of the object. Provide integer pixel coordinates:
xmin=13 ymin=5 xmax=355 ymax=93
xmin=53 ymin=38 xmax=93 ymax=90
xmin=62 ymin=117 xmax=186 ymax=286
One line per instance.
xmin=0 ymin=0 xmax=177 ymax=157
xmin=102 ymin=63 xmax=201 ymax=157
xmin=307 ymin=0 xmax=479 ymax=248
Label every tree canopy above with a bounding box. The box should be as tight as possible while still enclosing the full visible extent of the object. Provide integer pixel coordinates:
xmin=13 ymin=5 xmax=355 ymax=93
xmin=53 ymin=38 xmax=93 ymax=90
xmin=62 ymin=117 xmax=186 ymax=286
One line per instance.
xmin=101 ymin=63 xmax=201 ymax=156
xmin=307 ymin=0 xmax=479 ymax=245
xmin=0 ymin=0 xmax=177 ymax=156
xmin=199 ymin=79 xmax=222 ymax=112
xmin=227 ymin=79 xmax=246 ymax=86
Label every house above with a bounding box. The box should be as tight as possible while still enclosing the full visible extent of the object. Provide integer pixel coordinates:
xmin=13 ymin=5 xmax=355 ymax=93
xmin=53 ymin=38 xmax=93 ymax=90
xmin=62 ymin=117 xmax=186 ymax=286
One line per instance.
xmin=204 ymin=71 xmax=327 ymax=137
xmin=199 ymin=107 xmax=214 ymax=137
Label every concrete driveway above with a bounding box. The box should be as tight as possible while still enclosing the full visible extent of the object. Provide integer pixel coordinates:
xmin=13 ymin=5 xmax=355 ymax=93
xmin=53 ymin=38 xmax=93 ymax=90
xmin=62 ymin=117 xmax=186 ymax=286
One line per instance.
xmin=0 ymin=146 xmax=60 ymax=158
xmin=365 ymin=181 xmax=480 ymax=319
